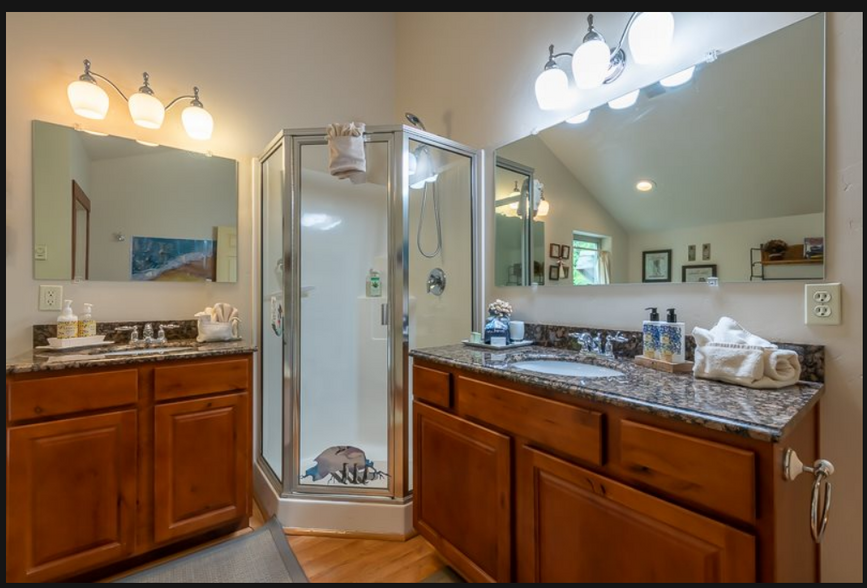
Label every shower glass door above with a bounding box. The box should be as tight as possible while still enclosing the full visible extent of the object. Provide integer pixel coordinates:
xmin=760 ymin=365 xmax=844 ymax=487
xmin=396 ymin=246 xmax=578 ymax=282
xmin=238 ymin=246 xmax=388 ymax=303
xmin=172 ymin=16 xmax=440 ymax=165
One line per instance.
xmin=296 ymin=138 xmax=392 ymax=493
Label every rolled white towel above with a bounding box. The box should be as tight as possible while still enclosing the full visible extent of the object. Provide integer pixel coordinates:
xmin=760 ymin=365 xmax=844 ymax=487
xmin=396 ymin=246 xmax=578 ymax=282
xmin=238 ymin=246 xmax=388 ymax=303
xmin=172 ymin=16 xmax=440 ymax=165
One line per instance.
xmin=694 ymin=342 xmax=800 ymax=389
xmin=327 ymin=122 xmax=366 ymax=184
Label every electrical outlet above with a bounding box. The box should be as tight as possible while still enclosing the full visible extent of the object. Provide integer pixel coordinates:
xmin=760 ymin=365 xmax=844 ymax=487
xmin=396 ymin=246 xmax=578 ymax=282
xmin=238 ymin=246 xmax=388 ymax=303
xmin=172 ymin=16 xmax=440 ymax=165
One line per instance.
xmin=39 ymin=285 xmax=63 ymax=311
xmin=805 ymin=283 xmax=841 ymax=325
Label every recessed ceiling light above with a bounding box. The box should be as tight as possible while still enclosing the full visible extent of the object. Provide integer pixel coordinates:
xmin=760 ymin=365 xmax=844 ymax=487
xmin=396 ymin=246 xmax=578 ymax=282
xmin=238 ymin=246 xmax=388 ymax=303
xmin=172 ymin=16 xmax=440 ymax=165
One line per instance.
xmin=660 ymin=66 xmax=696 ymax=88
xmin=608 ymin=89 xmax=640 ymax=110
xmin=636 ymin=180 xmax=655 ymax=192
xmin=566 ymin=111 xmax=590 ymax=124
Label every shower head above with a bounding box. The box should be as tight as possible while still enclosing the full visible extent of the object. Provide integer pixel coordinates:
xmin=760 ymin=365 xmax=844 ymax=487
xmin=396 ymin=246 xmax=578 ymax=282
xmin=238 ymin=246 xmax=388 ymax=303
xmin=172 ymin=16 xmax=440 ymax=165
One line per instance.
xmin=405 ymin=112 xmax=426 ymax=131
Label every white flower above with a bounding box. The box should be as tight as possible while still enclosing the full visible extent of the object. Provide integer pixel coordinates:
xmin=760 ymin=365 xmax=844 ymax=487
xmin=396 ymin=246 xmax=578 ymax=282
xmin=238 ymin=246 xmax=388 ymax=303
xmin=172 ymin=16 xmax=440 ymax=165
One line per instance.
xmin=487 ymin=299 xmax=513 ymax=318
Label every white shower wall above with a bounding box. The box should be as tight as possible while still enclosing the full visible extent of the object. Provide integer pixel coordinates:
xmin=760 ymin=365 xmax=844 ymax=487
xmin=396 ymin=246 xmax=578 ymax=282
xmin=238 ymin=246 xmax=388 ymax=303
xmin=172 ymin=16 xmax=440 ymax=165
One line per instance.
xmin=299 ymin=168 xmax=389 ymax=482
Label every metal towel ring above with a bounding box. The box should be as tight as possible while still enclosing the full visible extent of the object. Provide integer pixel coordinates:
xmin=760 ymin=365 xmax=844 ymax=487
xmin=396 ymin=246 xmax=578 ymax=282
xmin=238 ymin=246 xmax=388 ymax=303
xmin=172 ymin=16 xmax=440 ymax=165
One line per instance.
xmin=783 ymin=448 xmax=835 ymax=543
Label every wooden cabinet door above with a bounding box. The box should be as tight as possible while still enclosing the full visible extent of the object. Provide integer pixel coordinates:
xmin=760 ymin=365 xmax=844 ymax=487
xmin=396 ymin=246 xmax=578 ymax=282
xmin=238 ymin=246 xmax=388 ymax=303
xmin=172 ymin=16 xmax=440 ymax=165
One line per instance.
xmin=7 ymin=411 xmax=137 ymax=582
xmin=154 ymin=393 xmax=248 ymax=543
xmin=413 ymin=402 xmax=511 ymax=583
xmin=517 ymin=446 xmax=756 ymax=583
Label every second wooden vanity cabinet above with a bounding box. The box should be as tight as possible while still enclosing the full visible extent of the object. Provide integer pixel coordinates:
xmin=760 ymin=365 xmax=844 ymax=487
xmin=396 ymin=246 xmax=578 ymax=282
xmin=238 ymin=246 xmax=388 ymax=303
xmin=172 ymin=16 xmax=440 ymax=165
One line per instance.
xmin=5 ymin=353 xmax=253 ymax=583
xmin=413 ymin=360 xmax=820 ymax=583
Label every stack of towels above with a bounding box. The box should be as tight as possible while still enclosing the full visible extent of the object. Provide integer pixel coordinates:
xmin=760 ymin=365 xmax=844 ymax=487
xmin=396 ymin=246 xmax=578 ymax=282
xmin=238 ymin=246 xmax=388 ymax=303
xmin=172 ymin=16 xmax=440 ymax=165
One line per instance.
xmin=692 ymin=317 xmax=801 ymax=389
xmin=327 ymin=122 xmax=366 ymax=183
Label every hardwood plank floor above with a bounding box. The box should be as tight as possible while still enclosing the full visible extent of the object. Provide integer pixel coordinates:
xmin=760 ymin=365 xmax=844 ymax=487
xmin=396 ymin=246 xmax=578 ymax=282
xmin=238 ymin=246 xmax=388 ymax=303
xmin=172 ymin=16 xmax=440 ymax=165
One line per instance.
xmin=287 ymin=535 xmax=448 ymax=583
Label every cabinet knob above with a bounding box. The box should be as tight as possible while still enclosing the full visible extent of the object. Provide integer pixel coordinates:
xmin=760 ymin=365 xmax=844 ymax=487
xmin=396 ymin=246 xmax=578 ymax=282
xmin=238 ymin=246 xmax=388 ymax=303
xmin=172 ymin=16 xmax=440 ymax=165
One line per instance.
xmin=34 ymin=406 xmax=43 ymax=415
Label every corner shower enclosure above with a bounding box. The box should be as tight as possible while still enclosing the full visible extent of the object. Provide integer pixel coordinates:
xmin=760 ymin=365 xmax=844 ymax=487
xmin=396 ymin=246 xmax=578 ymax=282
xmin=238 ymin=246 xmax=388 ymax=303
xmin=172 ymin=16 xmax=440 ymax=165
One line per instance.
xmin=257 ymin=125 xmax=480 ymax=534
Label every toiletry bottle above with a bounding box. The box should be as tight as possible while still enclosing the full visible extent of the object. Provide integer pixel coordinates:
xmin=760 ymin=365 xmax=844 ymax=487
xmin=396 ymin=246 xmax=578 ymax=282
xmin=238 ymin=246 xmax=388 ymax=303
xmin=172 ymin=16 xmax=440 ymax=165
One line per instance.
xmin=57 ymin=300 xmax=79 ymax=339
xmin=643 ymin=307 xmax=661 ymax=359
xmin=78 ymin=303 xmax=96 ymax=337
xmin=662 ymin=308 xmax=686 ymax=363
xmin=366 ymin=268 xmax=382 ymax=297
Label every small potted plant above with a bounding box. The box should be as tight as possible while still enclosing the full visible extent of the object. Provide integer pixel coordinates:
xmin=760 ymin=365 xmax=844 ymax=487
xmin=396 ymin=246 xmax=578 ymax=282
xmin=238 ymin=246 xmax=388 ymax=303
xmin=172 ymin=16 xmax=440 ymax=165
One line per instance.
xmin=762 ymin=239 xmax=788 ymax=261
xmin=485 ymin=299 xmax=513 ymax=345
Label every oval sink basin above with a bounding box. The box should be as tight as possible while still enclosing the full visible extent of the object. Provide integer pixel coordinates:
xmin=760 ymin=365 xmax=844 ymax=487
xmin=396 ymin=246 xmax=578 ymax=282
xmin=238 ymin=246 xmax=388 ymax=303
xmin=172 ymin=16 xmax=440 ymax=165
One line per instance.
xmin=512 ymin=359 xmax=624 ymax=378
xmin=101 ymin=346 xmax=196 ymax=357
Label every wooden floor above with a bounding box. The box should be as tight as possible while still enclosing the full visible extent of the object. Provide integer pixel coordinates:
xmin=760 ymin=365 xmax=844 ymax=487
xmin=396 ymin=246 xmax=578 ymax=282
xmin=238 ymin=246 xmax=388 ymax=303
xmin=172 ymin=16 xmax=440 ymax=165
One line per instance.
xmin=287 ymin=535 xmax=447 ymax=583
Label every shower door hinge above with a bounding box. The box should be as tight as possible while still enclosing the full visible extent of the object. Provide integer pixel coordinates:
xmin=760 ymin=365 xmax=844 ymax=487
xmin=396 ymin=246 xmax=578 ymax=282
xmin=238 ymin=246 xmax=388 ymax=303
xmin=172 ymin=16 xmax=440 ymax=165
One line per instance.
xmin=381 ymin=303 xmax=388 ymax=326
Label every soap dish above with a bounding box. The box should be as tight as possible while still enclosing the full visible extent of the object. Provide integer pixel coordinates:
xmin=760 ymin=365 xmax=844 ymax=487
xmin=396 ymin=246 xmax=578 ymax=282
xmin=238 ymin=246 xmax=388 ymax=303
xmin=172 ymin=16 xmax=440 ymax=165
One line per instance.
xmin=37 ymin=335 xmax=115 ymax=351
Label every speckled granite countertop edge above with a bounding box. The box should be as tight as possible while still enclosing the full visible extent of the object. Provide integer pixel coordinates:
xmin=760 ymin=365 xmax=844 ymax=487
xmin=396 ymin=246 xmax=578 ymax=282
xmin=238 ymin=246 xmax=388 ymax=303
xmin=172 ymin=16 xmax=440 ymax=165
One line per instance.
xmin=411 ymin=345 xmax=824 ymax=443
xmin=6 ymin=341 xmax=257 ymax=375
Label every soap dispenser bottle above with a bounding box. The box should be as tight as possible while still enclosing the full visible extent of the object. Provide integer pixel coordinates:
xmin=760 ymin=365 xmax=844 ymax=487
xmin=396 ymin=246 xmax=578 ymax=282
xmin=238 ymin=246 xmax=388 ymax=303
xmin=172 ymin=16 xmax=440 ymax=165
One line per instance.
xmin=78 ymin=303 xmax=96 ymax=337
xmin=661 ymin=308 xmax=686 ymax=363
xmin=366 ymin=268 xmax=382 ymax=297
xmin=57 ymin=300 xmax=78 ymax=339
xmin=643 ymin=307 xmax=661 ymax=359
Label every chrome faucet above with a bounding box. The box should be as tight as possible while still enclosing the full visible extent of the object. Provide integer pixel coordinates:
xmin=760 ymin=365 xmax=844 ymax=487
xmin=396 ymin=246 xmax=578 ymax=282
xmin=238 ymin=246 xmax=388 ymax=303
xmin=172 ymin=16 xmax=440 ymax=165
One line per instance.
xmin=114 ymin=325 xmax=140 ymax=344
xmin=604 ymin=331 xmax=629 ymax=358
xmin=571 ymin=332 xmax=599 ymax=354
xmin=142 ymin=323 xmax=155 ymax=343
xmin=570 ymin=331 xmax=628 ymax=358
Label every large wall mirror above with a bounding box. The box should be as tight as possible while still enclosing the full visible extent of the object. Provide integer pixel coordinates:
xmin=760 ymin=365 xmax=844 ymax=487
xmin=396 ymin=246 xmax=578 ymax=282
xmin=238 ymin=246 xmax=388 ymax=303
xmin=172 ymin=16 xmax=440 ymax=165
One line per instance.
xmin=33 ymin=121 xmax=239 ymax=282
xmin=495 ymin=14 xmax=824 ymax=286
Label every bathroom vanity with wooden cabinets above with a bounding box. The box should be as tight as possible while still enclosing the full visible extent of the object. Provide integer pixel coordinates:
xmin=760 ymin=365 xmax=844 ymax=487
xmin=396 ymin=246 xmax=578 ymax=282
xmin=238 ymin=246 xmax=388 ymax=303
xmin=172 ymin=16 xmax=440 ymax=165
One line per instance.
xmin=5 ymin=346 xmax=254 ymax=583
xmin=411 ymin=345 xmax=825 ymax=583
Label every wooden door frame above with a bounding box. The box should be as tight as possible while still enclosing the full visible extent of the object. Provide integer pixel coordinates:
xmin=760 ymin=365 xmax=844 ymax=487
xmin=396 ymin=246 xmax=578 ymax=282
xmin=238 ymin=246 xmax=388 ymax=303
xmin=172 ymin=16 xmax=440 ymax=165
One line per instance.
xmin=71 ymin=180 xmax=91 ymax=280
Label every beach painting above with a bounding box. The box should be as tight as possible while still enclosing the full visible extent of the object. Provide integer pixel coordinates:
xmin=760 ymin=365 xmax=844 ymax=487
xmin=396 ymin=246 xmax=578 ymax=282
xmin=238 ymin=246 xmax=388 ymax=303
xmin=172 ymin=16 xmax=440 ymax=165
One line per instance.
xmin=131 ymin=237 xmax=216 ymax=282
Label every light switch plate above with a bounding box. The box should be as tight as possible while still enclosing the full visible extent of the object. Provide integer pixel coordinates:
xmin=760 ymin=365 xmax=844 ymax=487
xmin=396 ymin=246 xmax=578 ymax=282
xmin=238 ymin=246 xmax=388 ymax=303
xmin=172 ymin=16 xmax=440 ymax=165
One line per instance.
xmin=34 ymin=244 xmax=48 ymax=261
xmin=805 ymin=283 xmax=841 ymax=325
xmin=39 ymin=285 xmax=63 ymax=311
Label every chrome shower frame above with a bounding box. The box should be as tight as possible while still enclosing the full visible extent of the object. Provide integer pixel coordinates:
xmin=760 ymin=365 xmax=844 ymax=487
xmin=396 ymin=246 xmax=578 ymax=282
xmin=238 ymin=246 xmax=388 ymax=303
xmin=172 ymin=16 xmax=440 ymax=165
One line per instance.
xmin=256 ymin=125 xmax=483 ymax=504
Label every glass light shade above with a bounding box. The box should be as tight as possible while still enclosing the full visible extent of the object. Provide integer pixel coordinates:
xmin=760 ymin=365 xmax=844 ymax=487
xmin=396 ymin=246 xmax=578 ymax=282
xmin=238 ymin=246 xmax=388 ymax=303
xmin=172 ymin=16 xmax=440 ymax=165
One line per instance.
xmin=535 ymin=198 xmax=550 ymax=218
xmin=566 ymin=110 xmax=590 ymax=124
xmin=67 ymin=80 xmax=109 ymax=120
xmin=608 ymin=89 xmax=640 ymax=110
xmin=128 ymin=92 xmax=165 ymax=129
xmin=660 ymin=65 xmax=695 ymax=87
xmin=534 ymin=67 xmax=570 ymax=110
xmin=628 ymin=12 xmax=675 ymax=65
xmin=182 ymin=104 xmax=214 ymax=140
xmin=572 ymin=39 xmax=610 ymax=89
xmin=407 ymin=151 xmax=418 ymax=175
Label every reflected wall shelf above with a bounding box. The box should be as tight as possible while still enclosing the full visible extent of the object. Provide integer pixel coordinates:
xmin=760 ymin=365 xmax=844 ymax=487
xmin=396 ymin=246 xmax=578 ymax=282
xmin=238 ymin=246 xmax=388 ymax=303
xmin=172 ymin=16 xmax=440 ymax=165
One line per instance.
xmin=750 ymin=244 xmax=823 ymax=281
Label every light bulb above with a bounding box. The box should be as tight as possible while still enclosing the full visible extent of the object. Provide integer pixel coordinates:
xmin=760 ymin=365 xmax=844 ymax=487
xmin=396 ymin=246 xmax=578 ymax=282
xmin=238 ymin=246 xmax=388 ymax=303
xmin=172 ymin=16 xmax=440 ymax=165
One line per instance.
xmin=535 ymin=198 xmax=550 ymax=218
xmin=182 ymin=104 xmax=214 ymax=140
xmin=635 ymin=180 xmax=655 ymax=192
xmin=628 ymin=12 xmax=675 ymax=65
xmin=128 ymin=91 xmax=165 ymax=129
xmin=67 ymin=80 xmax=109 ymax=120
xmin=572 ymin=39 xmax=610 ymax=89
xmin=566 ymin=111 xmax=590 ymax=124
xmin=534 ymin=67 xmax=570 ymax=111
xmin=660 ymin=65 xmax=695 ymax=87
xmin=608 ymin=89 xmax=640 ymax=110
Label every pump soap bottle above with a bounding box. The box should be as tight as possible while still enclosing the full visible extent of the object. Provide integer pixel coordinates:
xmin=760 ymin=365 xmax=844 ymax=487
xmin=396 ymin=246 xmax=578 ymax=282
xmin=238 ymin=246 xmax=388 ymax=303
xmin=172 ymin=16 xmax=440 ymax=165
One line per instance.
xmin=78 ymin=303 xmax=96 ymax=337
xmin=366 ymin=269 xmax=382 ymax=297
xmin=643 ymin=307 xmax=661 ymax=359
xmin=661 ymin=308 xmax=686 ymax=363
xmin=57 ymin=300 xmax=78 ymax=339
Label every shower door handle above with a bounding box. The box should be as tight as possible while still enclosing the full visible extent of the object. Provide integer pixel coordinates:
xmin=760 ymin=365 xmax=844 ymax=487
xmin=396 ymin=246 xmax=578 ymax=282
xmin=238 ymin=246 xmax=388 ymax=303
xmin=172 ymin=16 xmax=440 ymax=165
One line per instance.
xmin=381 ymin=303 xmax=388 ymax=326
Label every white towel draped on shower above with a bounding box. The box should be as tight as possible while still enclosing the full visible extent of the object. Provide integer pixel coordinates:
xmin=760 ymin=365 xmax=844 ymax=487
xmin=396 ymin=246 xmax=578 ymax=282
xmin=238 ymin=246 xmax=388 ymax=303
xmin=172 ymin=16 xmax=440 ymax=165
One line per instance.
xmin=692 ymin=317 xmax=801 ymax=389
xmin=327 ymin=122 xmax=366 ymax=183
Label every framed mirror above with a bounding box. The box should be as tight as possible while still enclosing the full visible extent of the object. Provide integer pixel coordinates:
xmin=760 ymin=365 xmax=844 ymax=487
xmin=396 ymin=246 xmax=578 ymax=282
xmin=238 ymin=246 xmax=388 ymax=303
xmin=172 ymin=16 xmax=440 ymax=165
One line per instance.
xmin=494 ymin=13 xmax=825 ymax=286
xmin=33 ymin=121 xmax=239 ymax=282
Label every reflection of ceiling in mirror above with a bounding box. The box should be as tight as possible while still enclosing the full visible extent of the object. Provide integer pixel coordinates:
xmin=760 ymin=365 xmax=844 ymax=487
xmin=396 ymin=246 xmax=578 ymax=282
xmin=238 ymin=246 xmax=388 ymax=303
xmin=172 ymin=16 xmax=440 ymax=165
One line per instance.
xmin=530 ymin=15 xmax=823 ymax=233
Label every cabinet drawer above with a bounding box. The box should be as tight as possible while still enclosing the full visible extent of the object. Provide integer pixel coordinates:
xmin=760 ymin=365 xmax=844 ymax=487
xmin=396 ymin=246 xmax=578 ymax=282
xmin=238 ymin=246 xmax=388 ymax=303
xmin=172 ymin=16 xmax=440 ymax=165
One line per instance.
xmin=617 ymin=420 xmax=756 ymax=523
xmin=7 ymin=370 xmax=138 ymax=421
xmin=154 ymin=358 xmax=248 ymax=401
xmin=413 ymin=364 xmax=452 ymax=409
xmin=458 ymin=376 xmax=604 ymax=466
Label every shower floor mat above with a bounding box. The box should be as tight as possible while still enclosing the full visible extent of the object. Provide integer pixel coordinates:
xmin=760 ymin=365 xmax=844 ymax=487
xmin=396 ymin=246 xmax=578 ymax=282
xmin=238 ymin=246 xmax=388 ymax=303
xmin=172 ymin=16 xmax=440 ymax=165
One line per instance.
xmin=114 ymin=518 xmax=308 ymax=583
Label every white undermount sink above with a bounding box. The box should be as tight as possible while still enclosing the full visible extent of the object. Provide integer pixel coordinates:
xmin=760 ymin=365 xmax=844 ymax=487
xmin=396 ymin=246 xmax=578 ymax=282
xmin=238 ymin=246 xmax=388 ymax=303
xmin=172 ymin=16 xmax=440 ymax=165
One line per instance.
xmin=511 ymin=359 xmax=624 ymax=378
xmin=101 ymin=346 xmax=196 ymax=357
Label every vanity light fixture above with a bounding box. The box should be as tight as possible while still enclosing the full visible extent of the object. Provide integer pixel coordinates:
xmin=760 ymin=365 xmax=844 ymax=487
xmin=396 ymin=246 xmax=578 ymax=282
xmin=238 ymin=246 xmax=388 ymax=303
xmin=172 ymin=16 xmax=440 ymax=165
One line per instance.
xmin=566 ymin=111 xmax=591 ymax=124
xmin=660 ymin=65 xmax=695 ymax=87
xmin=635 ymin=179 xmax=655 ymax=192
xmin=534 ymin=12 xmax=675 ymax=110
xmin=67 ymin=59 xmax=214 ymax=140
xmin=608 ymin=89 xmax=640 ymax=110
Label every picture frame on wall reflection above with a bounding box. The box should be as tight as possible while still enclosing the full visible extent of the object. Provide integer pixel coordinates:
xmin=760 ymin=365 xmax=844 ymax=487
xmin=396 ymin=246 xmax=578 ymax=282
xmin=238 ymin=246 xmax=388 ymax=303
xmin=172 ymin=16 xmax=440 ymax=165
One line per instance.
xmin=682 ymin=264 xmax=718 ymax=283
xmin=548 ymin=264 xmax=560 ymax=281
xmin=642 ymin=250 xmax=672 ymax=283
xmin=549 ymin=243 xmax=561 ymax=259
xmin=559 ymin=245 xmax=571 ymax=259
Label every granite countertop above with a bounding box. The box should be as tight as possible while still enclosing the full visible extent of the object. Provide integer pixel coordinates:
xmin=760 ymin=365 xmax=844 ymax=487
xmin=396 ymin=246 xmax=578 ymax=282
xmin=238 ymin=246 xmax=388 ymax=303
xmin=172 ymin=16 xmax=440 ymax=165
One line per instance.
xmin=411 ymin=344 xmax=825 ymax=442
xmin=6 ymin=340 xmax=256 ymax=375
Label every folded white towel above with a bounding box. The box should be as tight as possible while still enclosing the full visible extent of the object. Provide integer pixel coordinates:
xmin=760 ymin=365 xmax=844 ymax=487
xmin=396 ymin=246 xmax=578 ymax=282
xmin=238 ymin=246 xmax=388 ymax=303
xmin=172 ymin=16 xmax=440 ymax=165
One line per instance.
xmin=327 ymin=122 xmax=366 ymax=184
xmin=692 ymin=317 xmax=801 ymax=389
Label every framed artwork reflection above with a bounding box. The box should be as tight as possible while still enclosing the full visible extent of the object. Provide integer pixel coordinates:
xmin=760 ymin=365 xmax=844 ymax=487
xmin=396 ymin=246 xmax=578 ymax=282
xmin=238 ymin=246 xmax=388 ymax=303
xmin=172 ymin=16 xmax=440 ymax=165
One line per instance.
xmin=642 ymin=249 xmax=672 ymax=283
xmin=549 ymin=243 xmax=561 ymax=258
xmin=682 ymin=264 xmax=718 ymax=283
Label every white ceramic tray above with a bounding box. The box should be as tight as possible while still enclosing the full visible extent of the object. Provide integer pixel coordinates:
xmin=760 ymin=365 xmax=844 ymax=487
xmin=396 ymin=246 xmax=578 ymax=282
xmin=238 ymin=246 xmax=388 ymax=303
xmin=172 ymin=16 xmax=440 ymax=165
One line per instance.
xmin=462 ymin=339 xmax=535 ymax=350
xmin=37 ymin=335 xmax=115 ymax=351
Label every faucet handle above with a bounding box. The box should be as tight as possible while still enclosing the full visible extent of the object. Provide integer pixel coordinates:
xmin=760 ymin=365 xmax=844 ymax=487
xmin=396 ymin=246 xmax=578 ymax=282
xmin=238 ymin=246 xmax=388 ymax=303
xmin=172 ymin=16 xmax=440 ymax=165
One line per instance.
xmin=611 ymin=331 xmax=629 ymax=342
xmin=156 ymin=324 xmax=179 ymax=343
xmin=114 ymin=325 xmax=140 ymax=343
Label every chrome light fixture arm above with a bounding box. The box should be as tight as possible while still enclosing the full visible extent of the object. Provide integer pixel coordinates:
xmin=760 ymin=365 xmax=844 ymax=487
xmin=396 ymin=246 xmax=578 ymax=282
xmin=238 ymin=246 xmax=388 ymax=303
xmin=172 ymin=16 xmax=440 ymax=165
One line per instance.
xmin=164 ymin=86 xmax=204 ymax=112
xmin=79 ymin=59 xmax=130 ymax=102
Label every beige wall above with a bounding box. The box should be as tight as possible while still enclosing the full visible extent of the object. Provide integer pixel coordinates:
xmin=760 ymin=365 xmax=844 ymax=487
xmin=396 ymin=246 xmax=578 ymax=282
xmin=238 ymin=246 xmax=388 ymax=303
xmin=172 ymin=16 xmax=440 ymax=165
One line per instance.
xmin=7 ymin=11 xmax=395 ymax=353
xmin=397 ymin=12 xmax=863 ymax=582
